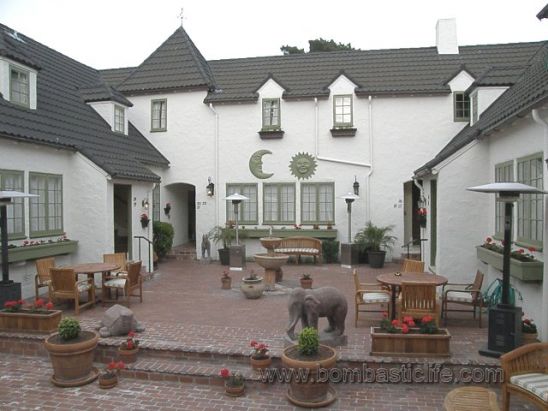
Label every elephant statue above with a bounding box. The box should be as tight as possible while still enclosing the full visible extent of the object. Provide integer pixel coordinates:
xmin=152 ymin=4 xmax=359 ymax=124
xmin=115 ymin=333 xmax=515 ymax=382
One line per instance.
xmin=286 ymin=286 xmax=348 ymax=340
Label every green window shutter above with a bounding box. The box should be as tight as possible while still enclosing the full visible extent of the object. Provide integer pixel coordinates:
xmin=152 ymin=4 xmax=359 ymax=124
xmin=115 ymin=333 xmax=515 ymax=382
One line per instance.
xmin=29 ymin=173 xmax=63 ymax=237
xmin=0 ymin=169 xmax=25 ymax=239
xmin=151 ymin=99 xmax=167 ymax=131
xmin=301 ymin=182 xmax=334 ymax=224
xmin=333 ymin=95 xmax=353 ymax=128
xmin=516 ymin=153 xmax=543 ymax=249
xmin=494 ymin=161 xmax=514 ymax=238
xmin=226 ymin=183 xmax=258 ymax=224
xmin=263 ymin=183 xmax=295 ymax=224
xmin=262 ymin=98 xmax=281 ymax=130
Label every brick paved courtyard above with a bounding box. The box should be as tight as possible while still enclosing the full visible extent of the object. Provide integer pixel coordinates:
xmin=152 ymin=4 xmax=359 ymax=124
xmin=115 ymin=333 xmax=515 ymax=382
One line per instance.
xmin=0 ymin=258 xmax=535 ymax=409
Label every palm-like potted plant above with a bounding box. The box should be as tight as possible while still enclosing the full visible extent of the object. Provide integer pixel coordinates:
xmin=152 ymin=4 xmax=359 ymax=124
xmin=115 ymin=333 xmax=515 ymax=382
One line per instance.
xmin=354 ymin=222 xmax=396 ymax=268
xmin=281 ymin=327 xmax=337 ymax=407
xmin=44 ymin=317 xmax=99 ymax=387
xmin=208 ymin=225 xmax=235 ymax=265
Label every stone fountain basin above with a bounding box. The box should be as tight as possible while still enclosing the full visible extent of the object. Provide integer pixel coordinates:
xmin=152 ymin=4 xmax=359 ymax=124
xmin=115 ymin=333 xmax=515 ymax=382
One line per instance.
xmin=254 ymin=253 xmax=288 ymax=269
xmin=259 ymin=237 xmax=282 ymax=250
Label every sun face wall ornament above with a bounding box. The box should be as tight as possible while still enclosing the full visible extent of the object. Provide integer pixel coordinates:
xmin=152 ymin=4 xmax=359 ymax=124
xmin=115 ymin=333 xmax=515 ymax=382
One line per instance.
xmin=249 ymin=149 xmax=274 ymax=179
xmin=289 ymin=152 xmax=317 ymax=180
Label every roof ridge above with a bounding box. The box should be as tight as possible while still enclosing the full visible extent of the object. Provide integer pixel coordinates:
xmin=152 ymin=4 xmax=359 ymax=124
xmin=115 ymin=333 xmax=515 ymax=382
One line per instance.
xmin=177 ymin=27 xmax=215 ymax=87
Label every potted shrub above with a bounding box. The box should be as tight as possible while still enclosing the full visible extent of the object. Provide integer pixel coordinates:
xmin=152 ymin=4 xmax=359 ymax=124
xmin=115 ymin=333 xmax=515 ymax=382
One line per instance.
xmin=153 ymin=221 xmax=174 ymax=260
xmin=221 ymin=269 xmax=232 ymax=289
xmin=300 ymin=273 xmax=313 ymax=289
xmin=208 ymin=225 xmax=235 ymax=265
xmin=118 ymin=330 xmax=139 ymax=363
xmin=219 ymin=367 xmax=244 ymax=397
xmin=0 ymin=298 xmax=61 ymax=333
xmin=521 ymin=318 xmax=539 ymax=345
xmin=281 ymin=327 xmax=337 ymax=407
xmin=240 ymin=270 xmax=265 ymax=299
xmin=44 ymin=317 xmax=99 ymax=387
xmin=249 ymin=339 xmax=272 ymax=369
xmin=355 ymin=222 xmax=396 ymax=268
xmin=98 ymin=360 xmax=125 ymax=389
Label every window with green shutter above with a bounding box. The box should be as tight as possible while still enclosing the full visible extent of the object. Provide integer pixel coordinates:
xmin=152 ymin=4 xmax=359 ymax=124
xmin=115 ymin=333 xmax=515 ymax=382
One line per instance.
xmin=29 ymin=173 xmax=63 ymax=237
xmin=494 ymin=161 xmax=514 ymax=239
xmin=517 ymin=153 xmax=543 ymax=248
xmin=0 ymin=169 xmax=25 ymax=239
xmin=301 ymin=182 xmax=334 ymax=224
xmin=263 ymin=183 xmax=295 ymax=224
xmin=226 ymin=183 xmax=258 ymax=224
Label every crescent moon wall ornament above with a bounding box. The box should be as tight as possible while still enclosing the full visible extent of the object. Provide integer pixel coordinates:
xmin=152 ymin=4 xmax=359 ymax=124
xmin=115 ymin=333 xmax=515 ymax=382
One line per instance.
xmin=289 ymin=152 xmax=317 ymax=180
xmin=249 ymin=149 xmax=274 ymax=179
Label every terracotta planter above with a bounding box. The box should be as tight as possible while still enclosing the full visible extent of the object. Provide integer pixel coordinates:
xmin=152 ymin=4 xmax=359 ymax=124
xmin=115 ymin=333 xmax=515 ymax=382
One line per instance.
xmin=370 ymin=327 xmax=451 ymax=357
xmin=300 ymin=278 xmax=313 ymax=289
xmin=0 ymin=309 xmax=62 ymax=333
xmin=221 ymin=277 xmax=232 ymax=289
xmin=281 ymin=344 xmax=337 ymax=407
xmin=521 ymin=332 xmax=540 ymax=345
xmin=224 ymin=382 xmax=245 ymax=397
xmin=98 ymin=373 xmax=118 ymax=389
xmin=118 ymin=346 xmax=139 ymax=363
xmin=44 ymin=330 xmax=99 ymax=387
xmin=240 ymin=277 xmax=265 ymax=299
xmin=250 ymin=356 xmax=272 ymax=369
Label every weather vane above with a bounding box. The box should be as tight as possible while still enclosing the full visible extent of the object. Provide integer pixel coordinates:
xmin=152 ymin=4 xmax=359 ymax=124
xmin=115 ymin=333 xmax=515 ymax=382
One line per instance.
xmin=178 ymin=8 xmax=185 ymax=28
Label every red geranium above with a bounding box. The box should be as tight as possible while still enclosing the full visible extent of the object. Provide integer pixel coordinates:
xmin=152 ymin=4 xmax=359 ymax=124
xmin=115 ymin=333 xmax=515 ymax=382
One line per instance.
xmin=46 ymin=301 xmax=54 ymax=310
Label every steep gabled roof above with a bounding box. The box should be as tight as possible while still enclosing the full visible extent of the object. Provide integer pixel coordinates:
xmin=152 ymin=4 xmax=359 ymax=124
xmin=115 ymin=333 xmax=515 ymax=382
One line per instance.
xmin=463 ymin=65 xmax=527 ymax=95
xmin=117 ymin=27 xmax=215 ymax=94
xmin=0 ymin=23 xmax=169 ymax=182
xmin=415 ymin=42 xmax=548 ymax=176
xmin=78 ymin=82 xmax=133 ymax=106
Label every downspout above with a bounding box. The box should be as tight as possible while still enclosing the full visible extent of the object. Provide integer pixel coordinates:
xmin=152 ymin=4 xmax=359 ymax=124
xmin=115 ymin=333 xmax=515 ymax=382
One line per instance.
xmin=412 ymin=176 xmax=426 ymax=260
xmin=531 ymin=108 xmax=548 ymax=341
xmin=208 ymin=103 xmax=219 ymax=227
xmin=366 ymin=95 xmax=373 ymax=221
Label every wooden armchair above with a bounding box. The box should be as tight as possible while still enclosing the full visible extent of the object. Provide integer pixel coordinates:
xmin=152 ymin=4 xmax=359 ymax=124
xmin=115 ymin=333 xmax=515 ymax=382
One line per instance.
xmin=103 ymin=253 xmax=128 ymax=276
xmin=442 ymin=270 xmax=484 ymax=327
xmin=352 ymin=269 xmax=391 ymax=327
xmin=501 ymin=342 xmax=548 ymax=411
xmin=102 ymin=260 xmax=143 ymax=307
xmin=398 ymin=281 xmax=440 ymax=326
xmin=402 ymin=258 xmax=425 ymax=273
xmin=49 ymin=268 xmax=95 ymax=315
xmin=35 ymin=257 xmax=55 ymax=300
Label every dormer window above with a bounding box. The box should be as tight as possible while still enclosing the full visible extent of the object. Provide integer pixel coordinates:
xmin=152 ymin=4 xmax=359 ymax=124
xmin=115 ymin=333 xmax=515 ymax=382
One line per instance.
xmin=114 ymin=105 xmax=125 ymax=134
xmin=10 ymin=65 xmax=30 ymax=108
xmin=262 ymin=98 xmax=280 ymax=130
xmin=333 ymin=95 xmax=353 ymax=128
xmin=453 ymin=92 xmax=470 ymax=122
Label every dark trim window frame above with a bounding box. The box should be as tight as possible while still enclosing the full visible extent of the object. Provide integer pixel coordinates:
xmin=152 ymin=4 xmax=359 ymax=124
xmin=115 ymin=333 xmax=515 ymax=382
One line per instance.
xmin=29 ymin=172 xmax=63 ymax=238
xmin=9 ymin=65 xmax=30 ymax=108
xmin=114 ymin=105 xmax=125 ymax=134
xmin=263 ymin=183 xmax=296 ymax=225
xmin=151 ymin=99 xmax=167 ymax=132
xmin=226 ymin=183 xmax=258 ymax=225
xmin=301 ymin=182 xmax=335 ymax=224
xmin=262 ymin=98 xmax=281 ymax=131
xmin=454 ymin=92 xmax=470 ymax=122
xmin=494 ymin=160 xmax=514 ymax=239
xmin=516 ymin=153 xmax=543 ymax=249
xmin=0 ymin=169 xmax=25 ymax=240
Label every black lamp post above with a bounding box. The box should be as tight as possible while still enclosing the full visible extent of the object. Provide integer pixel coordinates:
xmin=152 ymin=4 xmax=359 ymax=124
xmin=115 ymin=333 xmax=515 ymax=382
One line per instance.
xmin=224 ymin=193 xmax=248 ymax=270
xmin=467 ymin=182 xmax=546 ymax=357
xmin=339 ymin=192 xmax=360 ymax=267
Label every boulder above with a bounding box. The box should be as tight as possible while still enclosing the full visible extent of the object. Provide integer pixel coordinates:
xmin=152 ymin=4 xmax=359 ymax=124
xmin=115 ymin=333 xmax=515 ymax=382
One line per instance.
xmin=98 ymin=304 xmax=145 ymax=337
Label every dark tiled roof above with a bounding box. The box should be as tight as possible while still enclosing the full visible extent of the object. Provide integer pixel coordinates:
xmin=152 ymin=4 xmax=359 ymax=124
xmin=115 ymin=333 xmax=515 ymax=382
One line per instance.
xmin=0 ymin=28 xmax=40 ymax=70
xmin=415 ymin=42 xmax=548 ymax=176
xmin=78 ymin=82 xmax=133 ymax=106
xmin=116 ymin=27 xmax=215 ymax=94
xmin=0 ymin=23 xmax=169 ymax=182
xmin=538 ymin=4 xmax=548 ymax=20
xmin=100 ymin=66 xmax=136 ymax=86
xmin=464 ymin=65 xmax=527 ymax=94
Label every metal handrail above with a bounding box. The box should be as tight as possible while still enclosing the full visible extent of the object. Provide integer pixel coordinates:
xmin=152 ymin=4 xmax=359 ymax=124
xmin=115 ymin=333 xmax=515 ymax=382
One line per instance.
xmin=133 ymin=236 xmax=153 ymax=273
xmin=401 ymin=238 xmax=428 ymax=260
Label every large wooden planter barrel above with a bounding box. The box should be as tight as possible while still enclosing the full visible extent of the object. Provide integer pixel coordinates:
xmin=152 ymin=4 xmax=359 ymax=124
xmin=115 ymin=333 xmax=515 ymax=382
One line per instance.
xmin=370 ymin=327 xmax=451 ymax=357
xmin=281 ymin=344 xmax=337 ymax=407
xmin=0 ymin=310 xmax=62 ymax=333
xmin=44 ymin=330 xmax=99 ymax=387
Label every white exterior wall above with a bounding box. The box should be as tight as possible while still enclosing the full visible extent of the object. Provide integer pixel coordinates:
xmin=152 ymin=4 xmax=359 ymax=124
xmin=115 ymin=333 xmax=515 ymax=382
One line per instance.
xmin=476 ymin=87 xmax=508 ymax=117
xmin=88 ymin=101 xmax=129 ymax=134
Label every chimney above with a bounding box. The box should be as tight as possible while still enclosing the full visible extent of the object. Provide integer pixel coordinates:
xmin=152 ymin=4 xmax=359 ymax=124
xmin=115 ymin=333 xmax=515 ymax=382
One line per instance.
xmin=436 ymin=18 xmax=459 ymax=54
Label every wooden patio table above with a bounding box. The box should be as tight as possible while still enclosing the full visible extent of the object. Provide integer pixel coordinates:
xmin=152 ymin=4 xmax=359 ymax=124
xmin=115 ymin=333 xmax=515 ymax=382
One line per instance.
xmin=69 ymin=262 xmax=120 ymax=301
xmin=376 ymin=271 xmax=448 ymax=320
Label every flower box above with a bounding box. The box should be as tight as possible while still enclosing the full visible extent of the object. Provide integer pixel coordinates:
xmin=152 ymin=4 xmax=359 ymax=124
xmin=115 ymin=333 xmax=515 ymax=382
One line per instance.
xmin=370 ymin=327 xmax=451 ymax=357
xmin=476 ymin=246 xmax=543 ymax=282
xmin=2 ymin=241 xmax=78 ymax=264
xmin=235 ymin=228 xmax=337 ymax=239
xmin=0 ymin=309 xmax=62 ymax=333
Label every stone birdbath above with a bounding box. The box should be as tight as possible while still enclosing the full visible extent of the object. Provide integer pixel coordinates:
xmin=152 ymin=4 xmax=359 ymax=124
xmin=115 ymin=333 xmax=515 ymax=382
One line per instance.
xmin=254 ymin=237 xmax=288 ymax=291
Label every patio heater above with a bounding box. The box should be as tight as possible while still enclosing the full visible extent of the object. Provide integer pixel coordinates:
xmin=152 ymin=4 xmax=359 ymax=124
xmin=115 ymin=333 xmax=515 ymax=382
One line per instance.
xmin=0 ymin=191 xmax=39 ymax=307
xmin=224 ymin=193 xmax=248 ymax=271
xmin=339 ymin=193 xmax=360 ymax=268
xmin=467 ymin=182 xmax=546 ymax=358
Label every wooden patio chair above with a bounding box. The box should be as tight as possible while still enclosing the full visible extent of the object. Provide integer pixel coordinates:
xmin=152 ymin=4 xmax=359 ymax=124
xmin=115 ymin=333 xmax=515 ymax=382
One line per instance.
xmin=49 ymin=267 xmax=95 ymax=315
xmin=35 ymin=257 xmax=55 ymax=301
xmin=501 ymin=342 xmax=548 ymax=411
xmin=398 ymin=281 xmax=440 ymax=326
xmin=102 ymin=260 xmax=143 ymax=307
xmin=103 ymin=252 xmax=128 ymax=276
xmin=352 ymin=269 xmax=391 ymax=327
xmin=441 ymin=270 xmax=484 ymax=327
xmin=402 ymin=258 xmax=425 ymax=273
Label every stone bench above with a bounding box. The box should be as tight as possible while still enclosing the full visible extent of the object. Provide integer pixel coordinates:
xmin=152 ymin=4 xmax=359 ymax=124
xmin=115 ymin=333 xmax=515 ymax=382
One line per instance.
xmin=274 ymin=236 xmax=322 ymax=264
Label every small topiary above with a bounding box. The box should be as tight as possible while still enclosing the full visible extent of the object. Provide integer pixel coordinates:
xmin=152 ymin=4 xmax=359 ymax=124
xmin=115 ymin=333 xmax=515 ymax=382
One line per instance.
xmin=298 ymin=327 xmax=319 ymax=356
xmin=58 ymin=317 xmax=80 ymax=340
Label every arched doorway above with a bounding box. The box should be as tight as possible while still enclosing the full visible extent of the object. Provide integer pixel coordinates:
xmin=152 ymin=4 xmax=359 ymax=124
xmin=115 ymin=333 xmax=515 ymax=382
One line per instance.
xmin=163 ymin=182 xmax=196 ymax=247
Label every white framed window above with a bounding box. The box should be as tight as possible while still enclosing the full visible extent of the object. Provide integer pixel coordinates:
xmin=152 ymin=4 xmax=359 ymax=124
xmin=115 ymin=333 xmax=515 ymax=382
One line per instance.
xmin=263 ymin=183 xmax=295 ymax=224
xmin=454 ymin=92 xmax=470 ymax=121
xmin=10 ymin=65 xmax=30 ymax=107
xmin=262 ymin=98 xmax=281 ymax=130
xmin=151 ymin=99 xmax=167 ymax=131
xmin=114 ymin=105 xmax=125 ymax=134
xmin=517 ymin=153 xmax=543 ymax=248
xmin=226 ymin=183 xmax=258 ymax=224
xmin=333 ymin=95 xmax=353 ymax=128
xmin=494 ymin=161 xmax=514 ymax=238
xmin=0 ymin=169 xmax=25 ymax=239
xmin=301 ymin=182 xmax=334 ymax=224
xmin=29 ymin=173 xmax=63 ymax=237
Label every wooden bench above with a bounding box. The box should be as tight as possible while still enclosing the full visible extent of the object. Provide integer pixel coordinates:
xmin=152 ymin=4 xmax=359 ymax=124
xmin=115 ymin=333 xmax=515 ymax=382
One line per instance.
xmin=274 ymin=236 xmax=322 ymax=264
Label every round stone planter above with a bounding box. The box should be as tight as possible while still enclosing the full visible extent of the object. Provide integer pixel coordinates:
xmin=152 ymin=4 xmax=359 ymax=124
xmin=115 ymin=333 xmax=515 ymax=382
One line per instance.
xmin=240 ymin=277 xmax=265 ymax=299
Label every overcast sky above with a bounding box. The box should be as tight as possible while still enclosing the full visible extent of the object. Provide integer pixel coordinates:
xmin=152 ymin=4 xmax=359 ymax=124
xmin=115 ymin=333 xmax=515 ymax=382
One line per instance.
xmin=1 ymin=0 xmax=546 ymax=69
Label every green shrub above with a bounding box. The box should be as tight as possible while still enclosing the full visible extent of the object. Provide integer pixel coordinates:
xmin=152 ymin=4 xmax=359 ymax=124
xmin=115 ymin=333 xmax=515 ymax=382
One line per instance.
xmin=322 ymin=239 xmax=339 ymax=263
xmin=298 ymin=327 xmax=319 ymax=356
xmin=58 ymin=317 xmax=80 ymax=340
xmin=153 ymin=221 xmax=174 ymax=258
